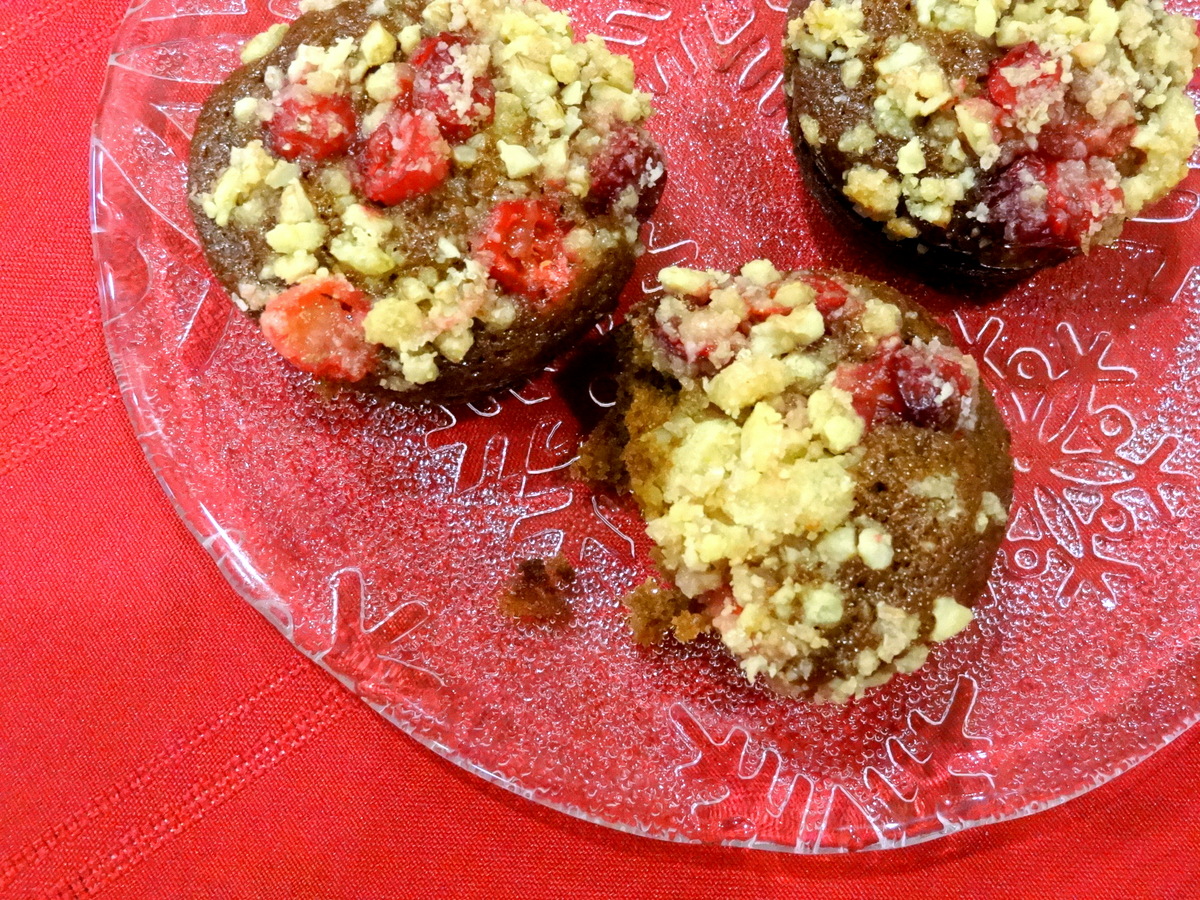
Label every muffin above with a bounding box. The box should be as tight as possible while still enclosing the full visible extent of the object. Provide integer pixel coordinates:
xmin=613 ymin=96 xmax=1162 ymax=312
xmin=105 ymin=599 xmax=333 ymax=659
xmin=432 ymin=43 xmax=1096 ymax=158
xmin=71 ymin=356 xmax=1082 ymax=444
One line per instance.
xmin=188 ymin=0 xmax=666 ymax=403
xmin=783 ymin=0 xmax=1199 ymax=280
xmin=579 ymin=261 xmax=1013 ymax=702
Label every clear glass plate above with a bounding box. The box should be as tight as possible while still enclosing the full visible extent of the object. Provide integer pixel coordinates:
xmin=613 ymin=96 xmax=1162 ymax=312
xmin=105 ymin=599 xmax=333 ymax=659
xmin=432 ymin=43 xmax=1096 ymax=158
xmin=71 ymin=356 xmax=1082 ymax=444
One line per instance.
xmin=92 ymin=0 xmax=1200 ymax=851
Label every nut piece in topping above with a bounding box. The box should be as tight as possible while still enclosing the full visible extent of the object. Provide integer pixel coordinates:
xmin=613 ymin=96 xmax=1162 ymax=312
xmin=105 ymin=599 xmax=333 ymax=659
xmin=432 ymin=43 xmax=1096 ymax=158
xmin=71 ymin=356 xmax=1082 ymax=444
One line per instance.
xmin=241 ymin=23 xmax=290 ymax=64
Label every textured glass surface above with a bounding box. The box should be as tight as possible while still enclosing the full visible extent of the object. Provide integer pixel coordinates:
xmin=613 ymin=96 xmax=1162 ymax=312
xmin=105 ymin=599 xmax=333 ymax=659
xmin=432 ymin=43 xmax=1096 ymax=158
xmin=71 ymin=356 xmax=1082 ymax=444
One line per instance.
xmin=93 ymin=0 xmax=1200 ymax=851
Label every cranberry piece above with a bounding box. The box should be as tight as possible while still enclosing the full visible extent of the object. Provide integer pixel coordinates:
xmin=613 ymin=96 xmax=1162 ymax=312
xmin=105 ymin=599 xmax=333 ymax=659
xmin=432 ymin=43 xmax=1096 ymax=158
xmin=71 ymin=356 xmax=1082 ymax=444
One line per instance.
xmin=356 ymin=109 xmax=451 ymax=205
xmin=267 ymin=85 xmax=356 ymax=162
xmin=986 ymin=155 xmax=1123 ymax=249
xmin=1039 ymin=113 xmax=1136 ymax=161
xmin=411 ymin=33 xmax=495 ymax=143
xmin=1084 ymin=121 xmax=1137 ymax=158
xmin=893 ymin=346 xmax=973 ymax=431
xmin=833 ymin=341 xmax=976 ymax=431
xmin=658 ymin=325 xmax=715 ymax=364
xmin=386 ymin=62 xmax=417 ymax=112
xmin=474 ymin=199 xmax=578 ymax=305
xmin=744 ymin=301 xmax=794 ymax=323
xmin=739 ymin=274 xmax=854 ymax=326
xmin=803 ymin=273 xmax=852 ymax=316
xmin=987 ymin=43 xmax=1063 ymax=113
xmin=1035 ymin=124 xmax=1092 ymax=161
xmin=834 ymin=349 xmax=905 ymax=426
xmin=259 ymin=277 xmax=378 ymax=382
xmin=585 ymin=126 xmax=667 ymax=221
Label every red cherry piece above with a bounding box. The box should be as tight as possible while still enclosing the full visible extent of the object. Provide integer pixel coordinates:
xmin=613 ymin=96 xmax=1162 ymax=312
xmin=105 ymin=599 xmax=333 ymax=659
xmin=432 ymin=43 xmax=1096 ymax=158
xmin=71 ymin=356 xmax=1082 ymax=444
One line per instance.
xmin=659 ymin=327 xmax=714 ymax=363
xmin=388 ymin=63 xmax=417 ymax=112
xmin=586 ymin=126 xmax=667 ymax=221
xmin=986 ymin=43 xmax=1062 ymax=113
xmin=357 ymin=109 xmax=451 ymax=205
xmin=1085 ymin=121 xmax=1137 ymax=158
xmin=803 ymin=273 xmax=851 ymax=316
xmin=892 ymin=346 xmax=972 ymax=431
xmin=742 ymin=275 xmax=852 ymax=326
xmin=833 ymin=341 xmax=975 ymax=431
xmin=1034 ymin=124 xmax=1089 ymax=161
xmin=745 ymin=285 xmax=795 ymax=323
xmin=834 ymin=350 xmax=905 ymax=427
xmin=411 ymin=33 xmax=495 ymax=143
xmin=259 ymin=277 xmax=378 ymax=382
xmin=267 ymin=85 xmax=356 ymax=162
xmin=745 ymin=301 xmax=794 ymax=323
xmin=1038 ymin=113 xmax=1136 ymax=161
xmin=474 ymin=199 xmax=577 ymax=306
xmin=986 ymin=155 xmax=1122 ymax=249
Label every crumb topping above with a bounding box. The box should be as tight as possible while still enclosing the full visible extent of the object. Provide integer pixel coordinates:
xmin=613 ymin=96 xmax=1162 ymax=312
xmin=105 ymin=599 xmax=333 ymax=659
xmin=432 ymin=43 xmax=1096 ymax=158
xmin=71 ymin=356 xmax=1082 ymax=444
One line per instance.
xmin=787 ymin=0 xmax=1199 ymax=251
xmin=624 ymin=262 xmax=993 ymax=698
xmin=197 ymin=0 xmax=664 ymax=388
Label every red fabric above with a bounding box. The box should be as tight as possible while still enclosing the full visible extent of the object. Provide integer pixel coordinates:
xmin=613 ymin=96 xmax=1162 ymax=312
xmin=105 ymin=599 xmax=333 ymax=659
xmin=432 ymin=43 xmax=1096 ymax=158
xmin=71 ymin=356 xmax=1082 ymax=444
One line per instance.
xmin=2 ymin=4 xmax=1200 ymax=897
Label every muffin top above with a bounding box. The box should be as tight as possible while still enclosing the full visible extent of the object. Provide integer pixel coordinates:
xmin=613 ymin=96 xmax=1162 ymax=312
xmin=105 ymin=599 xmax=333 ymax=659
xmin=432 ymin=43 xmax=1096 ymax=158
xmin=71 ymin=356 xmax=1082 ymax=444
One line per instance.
xmin=785 ymin=0 xmax=1199 ymax=260
xmin=614 ymin=261 xmax=1012 ymax=701
xmin=190 ymin=0 xmax=664 ymax=389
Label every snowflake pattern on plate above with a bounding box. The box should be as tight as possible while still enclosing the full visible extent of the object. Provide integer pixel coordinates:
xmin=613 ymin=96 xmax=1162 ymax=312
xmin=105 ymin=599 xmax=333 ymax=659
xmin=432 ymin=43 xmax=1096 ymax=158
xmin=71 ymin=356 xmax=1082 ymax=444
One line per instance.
xmin=93 ymin=0 xmax=1200 ymax=851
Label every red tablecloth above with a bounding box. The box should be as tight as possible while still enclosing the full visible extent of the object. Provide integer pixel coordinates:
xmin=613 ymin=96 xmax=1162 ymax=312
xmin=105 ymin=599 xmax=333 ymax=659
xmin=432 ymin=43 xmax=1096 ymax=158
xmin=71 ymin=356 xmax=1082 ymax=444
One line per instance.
xmin=3 ymin=2 xmax=1199 ymax=897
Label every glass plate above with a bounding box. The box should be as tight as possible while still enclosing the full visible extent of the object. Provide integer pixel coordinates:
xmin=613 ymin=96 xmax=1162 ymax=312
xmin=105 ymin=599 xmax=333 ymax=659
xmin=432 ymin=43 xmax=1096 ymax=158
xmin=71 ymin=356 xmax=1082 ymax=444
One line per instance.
xmin=92 ymin=0 xmax=1200 ymax=852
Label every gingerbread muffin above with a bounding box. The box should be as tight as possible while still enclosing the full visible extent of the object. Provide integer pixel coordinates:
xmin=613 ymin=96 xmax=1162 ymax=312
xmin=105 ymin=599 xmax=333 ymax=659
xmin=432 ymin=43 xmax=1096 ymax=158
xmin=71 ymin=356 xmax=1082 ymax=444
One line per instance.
xmin=580 ymin=262 xmax=1013 ymax=702
xmin=189 ymin=0 xmax=665 ymax=403
xmin=783 ymin=0 xmax=1199 ymax=280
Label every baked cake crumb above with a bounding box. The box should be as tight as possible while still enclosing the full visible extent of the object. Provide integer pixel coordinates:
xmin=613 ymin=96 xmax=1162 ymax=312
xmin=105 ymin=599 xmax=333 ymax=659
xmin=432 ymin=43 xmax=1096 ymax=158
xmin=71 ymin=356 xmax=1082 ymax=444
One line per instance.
xmin=624 ymin=579 xmax=709 ymax=645
xmin=499 ymin=555 xmax=576 ymax=620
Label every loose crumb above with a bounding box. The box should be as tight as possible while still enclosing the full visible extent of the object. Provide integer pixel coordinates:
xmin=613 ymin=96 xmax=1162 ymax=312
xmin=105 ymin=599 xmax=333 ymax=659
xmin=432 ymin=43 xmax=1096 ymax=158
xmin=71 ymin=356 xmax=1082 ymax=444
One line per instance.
xmin=571 ymin=414 xmax=629 ymax=489
xmin=624 ymin=579 xmax=708 ymax=646
xmin=499 ymin=556 xmax=576 ymax=621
